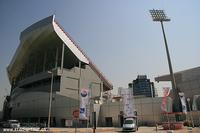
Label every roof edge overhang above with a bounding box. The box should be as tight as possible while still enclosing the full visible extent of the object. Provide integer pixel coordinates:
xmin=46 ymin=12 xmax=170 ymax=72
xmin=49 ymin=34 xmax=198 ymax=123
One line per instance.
xmin=7 ymin=15 xmax=89 ymax=80
xmin=52 ymin=17 xmax=89 ymax=64
xmin=155 ymin=73 xmax=182 ymax=82
xmin=52 ymin=20 xmax=113 ymax=90
xmin=7 ymin=15 xmax=113 ymax=90
xmin=8 ymin=16 xmax=55 ymax=77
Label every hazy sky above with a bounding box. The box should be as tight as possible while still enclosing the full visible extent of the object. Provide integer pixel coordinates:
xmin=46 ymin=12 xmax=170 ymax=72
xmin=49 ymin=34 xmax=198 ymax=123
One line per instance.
xmin=0 ymin=0 xmax=200 ymax=110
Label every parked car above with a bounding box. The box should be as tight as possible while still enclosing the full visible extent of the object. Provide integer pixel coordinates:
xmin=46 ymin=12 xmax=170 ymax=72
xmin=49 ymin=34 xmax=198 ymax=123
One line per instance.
xmin=3 ymin=120 xmax=20 ymax=129
xmin=123 ymin=117 xmax=137 ymax=131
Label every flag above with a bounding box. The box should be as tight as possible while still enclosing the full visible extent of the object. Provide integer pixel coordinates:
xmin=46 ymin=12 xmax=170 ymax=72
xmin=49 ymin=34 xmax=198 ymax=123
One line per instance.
xmin=79 ymin=88 xmax=89 ymax=120
xmin=192 ymin=95 xmax=200 ymax=111
xmin=120 ymin=88 xmax=135 ymax=118
xmin=161 ymin=87 xmax=170 ymax=112
xmin=179 ymin=92 xmax=187 ymax=114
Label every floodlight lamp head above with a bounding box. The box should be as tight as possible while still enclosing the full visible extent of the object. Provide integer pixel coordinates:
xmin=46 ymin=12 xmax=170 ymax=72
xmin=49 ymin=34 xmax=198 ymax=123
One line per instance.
xmin=149 ymin=9 xmax=170 ymax=22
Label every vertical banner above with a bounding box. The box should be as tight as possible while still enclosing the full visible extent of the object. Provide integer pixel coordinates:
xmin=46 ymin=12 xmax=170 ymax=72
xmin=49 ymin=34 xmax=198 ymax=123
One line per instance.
xmin=79 ymin=88 xmax=89 ymax=120
xmin=192 ymin=95 xmax=200 ymax=111
xmin=161 ymin=87 xmax=170 ymax=112
xmin=179 ymin=92 xmax=187 ymax=114
xmin=120 ymin=88 xmax=134 ymax=118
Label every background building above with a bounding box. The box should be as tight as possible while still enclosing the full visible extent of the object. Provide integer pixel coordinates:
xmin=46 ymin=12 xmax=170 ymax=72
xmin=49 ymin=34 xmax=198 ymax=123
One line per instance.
xmin=155 ymin=67 xmax=200 ymax=111
xmin=129 ymin=75 xmax=156 ymax=98
xmin=4 ymin=15 xmax=113 ymax=127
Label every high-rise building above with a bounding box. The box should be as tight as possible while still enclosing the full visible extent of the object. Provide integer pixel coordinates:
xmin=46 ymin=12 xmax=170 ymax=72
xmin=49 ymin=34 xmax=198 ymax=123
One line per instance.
xmin=129 ymin=75 xmax=155 ymax=97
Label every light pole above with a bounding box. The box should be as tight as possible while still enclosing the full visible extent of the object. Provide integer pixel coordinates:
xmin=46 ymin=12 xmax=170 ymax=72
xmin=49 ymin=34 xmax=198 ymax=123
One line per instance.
xmin=150 ymin=83 xmax=155 ymax=125
xmin=149 ymin=9 xmax=182 ymax=112
xmin=187 ymin=98 xmax=194 ymax=127
xmin=47 ymin=69 xmax=55 ymax=130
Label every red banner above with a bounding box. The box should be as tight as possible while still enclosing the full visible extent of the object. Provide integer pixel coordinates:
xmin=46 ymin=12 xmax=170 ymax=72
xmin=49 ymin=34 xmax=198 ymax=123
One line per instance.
xmin=161 ymin=87 xmax=170 ymax=112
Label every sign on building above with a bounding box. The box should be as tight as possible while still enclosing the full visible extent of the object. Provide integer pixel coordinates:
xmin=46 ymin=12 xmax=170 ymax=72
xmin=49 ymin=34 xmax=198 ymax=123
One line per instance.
xmin=73 ymin=109 xmax=79 ymax=118
xmin=65 ymin=119 xmax=73 ymax=127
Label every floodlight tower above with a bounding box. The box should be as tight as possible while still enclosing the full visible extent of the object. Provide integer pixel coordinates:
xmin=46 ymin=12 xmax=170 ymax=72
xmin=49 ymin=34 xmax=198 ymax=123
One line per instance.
xmin=149 ymin=9 xmax=182 ymax=112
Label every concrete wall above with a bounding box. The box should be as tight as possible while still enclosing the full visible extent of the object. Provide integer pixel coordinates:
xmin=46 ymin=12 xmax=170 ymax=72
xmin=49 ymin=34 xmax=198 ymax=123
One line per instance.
xmin=0 ymin=111 xmax=2 ymax=120
xmin=11 ymin=92 xmax=51 ymax=118
xmin=59 ymin=66 xmax=102 ymax=100
xmin=10 ymin=91 xmax=80 ymax=126
xmin=187 ymin=111 xmax=200 ymax=126
xmin=99 ymin=97 xmax=172 ymax=127
xmin=155 ymin=67 xmax=200 ymax=109
xmin=177 ymin=78 xmax=200 ymax=102
xmin=10 ymin=65 xmax=103 ymax=126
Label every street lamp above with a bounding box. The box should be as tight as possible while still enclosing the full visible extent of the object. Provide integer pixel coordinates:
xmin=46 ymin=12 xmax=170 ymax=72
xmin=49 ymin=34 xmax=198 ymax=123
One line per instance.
xmin=149 ymin=9 xmax=182 ymax=112
xmin=47 ymin=69 xmax=56 ymax=130
xmin=187 ymin=98 xmax=194 ymax=127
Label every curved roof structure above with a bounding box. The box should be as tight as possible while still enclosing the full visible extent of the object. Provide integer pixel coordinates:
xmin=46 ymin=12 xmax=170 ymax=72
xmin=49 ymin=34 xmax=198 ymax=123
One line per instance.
xmin=7 ymin=15 xmax=113 ymax=90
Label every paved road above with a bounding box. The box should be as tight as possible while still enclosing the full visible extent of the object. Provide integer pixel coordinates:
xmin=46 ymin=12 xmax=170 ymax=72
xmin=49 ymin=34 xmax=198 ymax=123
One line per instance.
xmin=32 ymin=127 xmax=200 ymax=133
xmin=48 ymin=126 xmax=200 ymax=133
xmin=1 ymin=126 xmax=200 ymax=133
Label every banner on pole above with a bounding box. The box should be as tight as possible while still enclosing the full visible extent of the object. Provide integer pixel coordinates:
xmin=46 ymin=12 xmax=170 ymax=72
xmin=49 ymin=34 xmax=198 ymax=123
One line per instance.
xmin=120 ymin=88 xmax=135 ymax=118
xmin=161 ymin=87 xmax=170 ymax=112
xmin=192 ymin=95 xmax=200 ymax=111
xmin=79 ymin=88 xmax=89 ymax=120
xmin=179 ymin=92 xmax=187 ymax=114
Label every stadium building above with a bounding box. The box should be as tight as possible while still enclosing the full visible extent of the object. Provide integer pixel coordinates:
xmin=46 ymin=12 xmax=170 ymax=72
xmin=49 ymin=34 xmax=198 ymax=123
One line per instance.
xmin=6 ymin=15 xmax=200 ymax=128
xmin=5 ymin=15 xmax=113 ymax=126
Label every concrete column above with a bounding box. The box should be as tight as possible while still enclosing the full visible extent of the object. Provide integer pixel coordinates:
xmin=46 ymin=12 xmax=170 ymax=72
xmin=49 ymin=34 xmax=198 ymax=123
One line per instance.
xmin=55 ymin=47 xmax=58 ymax=68
xmin=43 ymin=51 xmax=47 ymax=72
xmin=61 ymin=43 xmax=65 ymax=73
